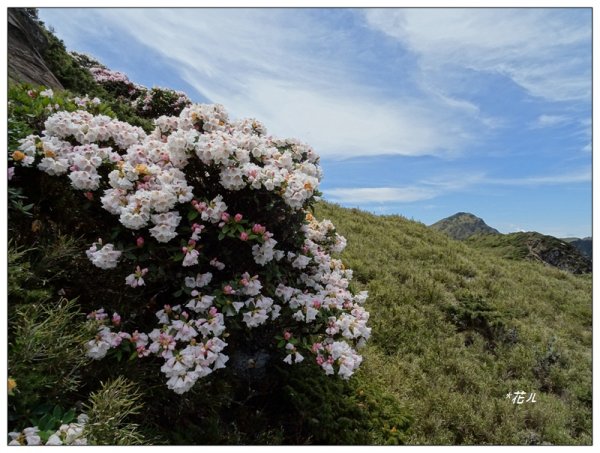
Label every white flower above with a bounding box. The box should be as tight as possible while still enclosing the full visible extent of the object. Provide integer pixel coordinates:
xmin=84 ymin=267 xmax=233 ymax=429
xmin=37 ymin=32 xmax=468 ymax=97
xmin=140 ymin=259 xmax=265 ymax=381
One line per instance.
xmin=182 ymin=249 xmax=200 ymax=267
xmin=85 ymin=337 xmax=111 ymax=359
xmin=86 ymin=241 xmax=121 ymax=269
xmin=46 ymin=433 xmax=63 ymax=445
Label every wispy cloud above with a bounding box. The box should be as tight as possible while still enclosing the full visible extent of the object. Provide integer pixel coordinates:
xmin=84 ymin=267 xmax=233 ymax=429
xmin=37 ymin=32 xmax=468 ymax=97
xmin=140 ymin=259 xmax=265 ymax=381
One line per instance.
xmin=324 ymin=166 xmax=590 ymax=205
xmin=531 ymin=114 xmax=570 ymax=129
xmin=487 ymin=168 xmax=591 ymax=186
xmin=324 ymin=187 xmax=438 ymax=203
xmin=42 ymin=8 xmax=489 ymax=159
xmin=364 ymin=9 xmax=591 ymax=102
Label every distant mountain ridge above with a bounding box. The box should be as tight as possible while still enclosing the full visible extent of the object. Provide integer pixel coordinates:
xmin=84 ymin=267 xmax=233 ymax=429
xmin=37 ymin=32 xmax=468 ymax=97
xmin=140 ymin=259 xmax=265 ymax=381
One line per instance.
xmin=467 ymin=231 xmax=592 ymax=274
xmin=430 ymin=212 xmax=500 ymax=240
xmin=563 ymin=237 xmax=592 ymax=261
xmin=431 ymin=212 xmax=591 ymax=274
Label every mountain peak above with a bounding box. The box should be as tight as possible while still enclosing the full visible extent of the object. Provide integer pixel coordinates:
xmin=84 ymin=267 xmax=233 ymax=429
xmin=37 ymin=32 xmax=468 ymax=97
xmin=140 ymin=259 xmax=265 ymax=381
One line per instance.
xmin=430 ymin=212 xmax=500 ymax=240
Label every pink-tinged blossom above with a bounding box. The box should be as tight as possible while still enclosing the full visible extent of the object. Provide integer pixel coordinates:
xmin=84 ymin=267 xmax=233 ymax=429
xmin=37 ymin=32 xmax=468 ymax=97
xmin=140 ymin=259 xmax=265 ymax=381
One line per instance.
xmin=182 ymin=248 xmax=200 ymax=267
xmin=87 ymin=308 xmax=108 ymax=321
xmin=234 ymin=213 xmax=243 ymax=222
xmin=130 ymin=330 xmax=149 ymax=348
xmin=240 ymin=231 xmax=249 ymax=241
xmin=190 ymin=223 xmax=204 ymax=241
xmin=136 ymin=236 xmax=145 ymax=247
xmin=209 ymin=257 xmax=225 ymax=270
xmin=125 ymin=265 xmax=148 ymax=287
xmin=8 ymin=167 xmax=15 ymax=181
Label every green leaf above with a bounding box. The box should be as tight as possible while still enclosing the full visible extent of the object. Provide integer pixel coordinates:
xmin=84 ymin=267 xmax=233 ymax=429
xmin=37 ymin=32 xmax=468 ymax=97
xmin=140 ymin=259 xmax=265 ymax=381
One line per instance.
xmin=38 ymin=413 xmax=52 ymax=431
xmin=39 ymin=429 xmax=54 ymax=444
xmin=62 ymin=409 xmax=75 ymax=424
xmin=187 ymin=210 xmax=199 ymax=221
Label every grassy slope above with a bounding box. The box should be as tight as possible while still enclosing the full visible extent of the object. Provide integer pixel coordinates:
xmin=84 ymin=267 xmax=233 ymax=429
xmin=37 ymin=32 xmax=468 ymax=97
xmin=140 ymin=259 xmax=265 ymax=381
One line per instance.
xmin=466 ymin=232 xmax=592 ymax=274
xmin=316 ymin=202 xmax=592 ymax=445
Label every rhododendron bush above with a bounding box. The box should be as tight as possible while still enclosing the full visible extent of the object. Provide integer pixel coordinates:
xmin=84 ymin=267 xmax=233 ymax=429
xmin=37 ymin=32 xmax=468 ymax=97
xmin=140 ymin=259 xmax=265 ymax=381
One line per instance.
xmin=12 ymin=94 xmax=371 ymax=394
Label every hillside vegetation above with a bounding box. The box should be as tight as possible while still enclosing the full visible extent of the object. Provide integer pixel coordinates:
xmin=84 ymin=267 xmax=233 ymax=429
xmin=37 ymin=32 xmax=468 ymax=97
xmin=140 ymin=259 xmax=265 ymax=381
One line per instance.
xmin=467 ymin=232 xmax=592 ymax=274
xmin=316 ymin=203 xmax=592 ymax=445
xmin=7 ymin=9 xmax=592 ymax=446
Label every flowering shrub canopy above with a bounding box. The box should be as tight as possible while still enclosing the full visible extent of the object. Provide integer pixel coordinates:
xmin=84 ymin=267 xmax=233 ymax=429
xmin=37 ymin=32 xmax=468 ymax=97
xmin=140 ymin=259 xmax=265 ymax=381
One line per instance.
xmin=12 ymin=86 xmax=370 ymax=395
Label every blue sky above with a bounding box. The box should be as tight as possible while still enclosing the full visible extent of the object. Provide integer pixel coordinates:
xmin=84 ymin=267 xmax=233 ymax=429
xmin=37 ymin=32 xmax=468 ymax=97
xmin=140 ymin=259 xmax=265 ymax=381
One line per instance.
xmin=38 ymin=8 xmax=592 ymax=237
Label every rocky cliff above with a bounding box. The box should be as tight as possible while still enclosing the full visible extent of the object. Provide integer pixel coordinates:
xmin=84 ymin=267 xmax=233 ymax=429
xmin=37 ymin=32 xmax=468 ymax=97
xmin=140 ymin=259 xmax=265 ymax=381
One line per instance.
xmin=8 ymin=8 xmax=63 ymax=89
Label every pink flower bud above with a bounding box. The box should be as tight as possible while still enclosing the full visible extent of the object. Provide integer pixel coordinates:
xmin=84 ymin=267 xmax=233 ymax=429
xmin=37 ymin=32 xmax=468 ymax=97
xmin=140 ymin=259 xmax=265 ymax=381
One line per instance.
xmin=112 ymin=312 xmax=121 ymax=326
xmin=221 ymin=212 xmax=230 ymax=222
xmin=234 ymin=213 xmax=243 ymax=222
xmin=240 ymin=232 xmax=249 ymax=241
xmin=84 ymin=191 xmax=94 ymax=201
xmin=136 ymin=236 xmax=144 ymax=248
xmin=284 ymin=331 xmax=292 ymax=340
xmin=316 ymin=356 xmax=324 ymax=365
xmin=223 ymin=285 xmax=234 ymax=295
xmin=8 ymin=167 xmax=15 ymax=181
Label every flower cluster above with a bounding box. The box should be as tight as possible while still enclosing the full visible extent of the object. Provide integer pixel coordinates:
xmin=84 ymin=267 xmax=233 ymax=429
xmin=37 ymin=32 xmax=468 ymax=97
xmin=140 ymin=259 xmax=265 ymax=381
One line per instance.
xmin=13 ymin=85 xmax=369 ymax=393
xmin=85 ymin=302 xmax=229 ymax=394
xmin=8 ymin=414 xmax=88 ymax=446
xmin=89 ymin=66 xmax=142 ymax=98
xmin=133 ymin=86 xmax=192 ymax=118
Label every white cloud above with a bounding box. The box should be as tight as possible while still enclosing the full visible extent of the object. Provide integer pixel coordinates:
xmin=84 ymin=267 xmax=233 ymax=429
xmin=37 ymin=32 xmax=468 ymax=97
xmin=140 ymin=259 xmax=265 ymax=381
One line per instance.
xmin=365 ymin=9 xmax=591 ymax=102
xmin=487 ymin=168 xmax=591 ymax=186
xmin=532 ymin=114 xmax=570 ymax=128
xmin=40 ymin=8 xmax=484 ymax=159
xmin=324 ymin=186 xmax=438 ymax=203
xmin=324 ymin=166 xmax=590 ymax=205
